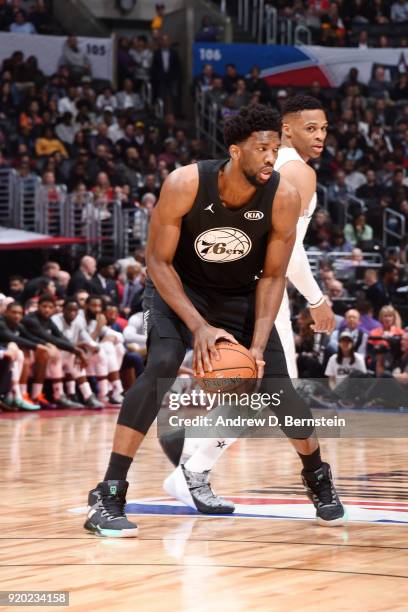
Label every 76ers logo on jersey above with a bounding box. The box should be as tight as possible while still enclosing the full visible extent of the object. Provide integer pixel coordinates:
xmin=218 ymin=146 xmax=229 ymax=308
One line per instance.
xmin=194 ymin=227 xmax=252 ymax=263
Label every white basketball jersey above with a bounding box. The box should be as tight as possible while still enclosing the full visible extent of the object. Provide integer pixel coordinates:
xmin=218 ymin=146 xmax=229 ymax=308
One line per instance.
xmin=274 ymin=146 xmax=317 ymax=242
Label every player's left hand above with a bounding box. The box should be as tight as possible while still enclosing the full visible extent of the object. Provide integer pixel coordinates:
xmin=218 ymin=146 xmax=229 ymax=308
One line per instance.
xmin=310 ymin=300 xmax=336 ymax=334
xmin=249 ymin=346 xmax=265 ymax=380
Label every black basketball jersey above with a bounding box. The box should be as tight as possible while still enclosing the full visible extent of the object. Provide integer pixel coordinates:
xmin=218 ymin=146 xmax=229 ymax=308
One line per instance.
xmin=173 ymin=158 xmax=280 ymax=294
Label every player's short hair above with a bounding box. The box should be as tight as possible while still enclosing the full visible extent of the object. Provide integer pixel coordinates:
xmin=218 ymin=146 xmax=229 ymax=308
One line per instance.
xmin=38 ymin=293 xmax=55 ymax=305
xmin=86 ymin=295 xmax=103 ymax=305
xmin=223 ymin=104 xmax=281 ymax=148
xmin=282 ymin=95 xmax=324 ymax=116
xmin=63 ymin=298 xmax=79 ymax=308
xmin=6 ymin=301 xmax=23 ymax=310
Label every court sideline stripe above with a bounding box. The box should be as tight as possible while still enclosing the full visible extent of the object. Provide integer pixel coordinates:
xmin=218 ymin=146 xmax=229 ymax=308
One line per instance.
xmin=1 ymin=563 xmax=407 ymax=579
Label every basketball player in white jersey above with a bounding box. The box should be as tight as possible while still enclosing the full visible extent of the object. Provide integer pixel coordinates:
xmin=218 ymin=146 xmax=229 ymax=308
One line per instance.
xmin=161 ymin=96 xmax=343 ymax=525
xmin=273 ymin=94 xmax=336 ymax=376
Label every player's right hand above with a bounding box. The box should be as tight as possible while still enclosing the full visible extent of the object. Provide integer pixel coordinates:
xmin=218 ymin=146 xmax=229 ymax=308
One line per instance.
xmin=192 ymin=324 xmax=238 ymax=376
xmin=310 ymin=300 xmax=336 ymax=334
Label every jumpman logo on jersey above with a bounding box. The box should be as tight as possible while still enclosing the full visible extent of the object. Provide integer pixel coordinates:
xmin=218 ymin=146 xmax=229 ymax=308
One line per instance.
xmin=204 ymin=203 xmax=215 ymax=213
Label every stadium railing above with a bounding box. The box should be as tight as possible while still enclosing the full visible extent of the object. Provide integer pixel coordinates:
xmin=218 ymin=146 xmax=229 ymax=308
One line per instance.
xmin=383 ymin=208 xmax=406 ymax=247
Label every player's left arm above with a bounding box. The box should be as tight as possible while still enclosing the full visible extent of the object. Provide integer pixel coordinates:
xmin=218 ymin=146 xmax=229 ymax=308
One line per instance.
xmin=250 ymin=177 xmax=300 ymax=378
xmin=279 ymin=161 xmax=335 ymax=333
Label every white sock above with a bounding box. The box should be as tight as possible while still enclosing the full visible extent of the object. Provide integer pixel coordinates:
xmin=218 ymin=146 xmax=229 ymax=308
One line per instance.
xmin=21 ymin=383 xmax=27 ymax=395
xmin=32 ymin=383 xmax=43 ymax=399
xmin=66 ymin=380 xmax=76 ymax=396
xmin=182 ymin=436 xmax=201 ymax=458
xmin=52 ymin=381 xmax=64 ymax=400
xmin=98 ymin=378 xmax=109 ymax=400
xmin=184 ymin=438 xmax=237 ymax=473
xmin=112 ymin=379 xmax=123 ymax=395
xmin=79 ymin=381 xmax=93 ymax=400
xmin=12 ymin=381 xmax=22 ymax=400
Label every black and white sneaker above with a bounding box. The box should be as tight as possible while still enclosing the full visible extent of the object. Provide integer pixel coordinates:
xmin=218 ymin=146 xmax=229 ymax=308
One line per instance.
xmin=55 ymin=394 xmax=84 ymax=409
xmin=84 ymin=480 xmax=138 ymax=537
xmin=163 ymin=464 xmax=235 ymax=514
xmin=83 ymin=394 xmax=104 ymax=409
xmin=302 ymin=462 xmax=347 ymax=526
xmin=159 ymin=429 xmax=186 ymax=467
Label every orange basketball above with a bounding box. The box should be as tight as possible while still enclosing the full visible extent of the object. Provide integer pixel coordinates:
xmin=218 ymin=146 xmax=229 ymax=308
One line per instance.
xmin=195 ymin=341 xmax=257 ymax=392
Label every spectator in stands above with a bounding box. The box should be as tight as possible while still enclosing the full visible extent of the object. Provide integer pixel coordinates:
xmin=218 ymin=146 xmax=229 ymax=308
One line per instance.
xmin=308 ymin=208 xmax=333 ymax=250
xmin=22 ymin=261 xmax=61 ymax=301
xmin=327 ymin=279 xmax=348 ymax=299
xmin=391 ymin=0 xmax=408 ymax=21
xmin=90 ymin=123 xmax=113 ymax=156
xmin=151 ymin=34 xmax=182 ymax=115
xmin=366 ymin=262 xmax=400 ymax=316
xmin=8 ymin=276 xmax=25 ymax=302
xmin=295 ymin=308 xmax=325 ymax=377
xmin=344 ymin=212 xmax=374 ymax=247
xmin=392 ymin=330 xmax=408 ymax=380
xmin=231 ymin=78 xmax=251 ymax=109
xmin=116 ymin=79 xmax=144 ymax=112
xmin=327 ymin=170 xmax=350 ymax=224
xmin=368 ymin=305 xmax=404 ymax=375
xmin=55 ymin=112 xmax=77 ymax=149
xmin=58 ymin=86 xmax=79 ymax=117
xmin=329 ymin=226 xmax=353 ymax=252
xmin=368 ymin=66 xmax=391 ymax=100
xmin=151 ymin=3 xmax=165 ymax=31
xmin=81 ymin=295 xmax=124 ymax=404
xmin=96 ymin=87 xmax=118 ymax=113
xmin=195 ymin=15 xmax=218 ymax=42
xmin=51 ymin=298 xmax=103 ymax=409
xmin=369 ymin=304 xmax=404 ymax=339
xmin=59 ymin=36 xmax=91 ymax=82
xmin=90 ymin=257 xmax=119 ymax=303
xmin=328 ymin=308 xmax=368 ymax=357
xmin=245 ymin=65 xmax=270 ymax=105
xmin=10 ymin=10 xmax=36 ymax=34
xmin=391 ymin=73 xmax=408 ymax=102
xmin=194 ymin=63 xmax=215 ymax=95
xmin=129 ymin=35 xmax=153 ymax=89
xmin=119 ymin=261 xmax=142 ymax=311
xmin=35 ymin=125 xmax=68 ymax=158
xmin=68 ymin=256 xmax=96 ymax=295
xmin=204 ymin=76 xmax=227 ymax=108
xmin=29 ymin=0 xmax=52 ymax=34
xmin=355 ymin=299 xmax=381 ymax=333
xmin=325 ymin=331 xmax=367 ymax=390
xmin=0 ymin=302 xmax=51 ymax=410
xmin=22 ymin=294 xmax=86 ymax=409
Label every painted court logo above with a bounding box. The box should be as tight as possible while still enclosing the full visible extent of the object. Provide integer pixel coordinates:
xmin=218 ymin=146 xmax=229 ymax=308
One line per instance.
xmin=68 ymin=496 xmax=408 ymax=524
xmin=194 ymin=227 xmax=252 ymax=263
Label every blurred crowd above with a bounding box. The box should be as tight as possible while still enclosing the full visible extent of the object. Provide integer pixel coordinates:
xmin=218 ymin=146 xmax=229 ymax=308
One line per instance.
xmin=0 ymin=0 xmax=60 ymax=35
xmin=0 ymin=253 xmax=154 ymax=412
xmin=269 ymin=0 xmax=408 ymax=46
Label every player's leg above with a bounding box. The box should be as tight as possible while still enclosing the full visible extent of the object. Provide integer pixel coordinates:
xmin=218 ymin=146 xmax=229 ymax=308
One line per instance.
xmin=87 ymin=349 xmax=110 ymax=403
xmin=100 ymin=341 xmax=124 ymax=404
xmin=84 ymin=325 xmax=187 ymax=537
xmin=274 ymin=288 xmax=298 ymax=378
xmin=262 ymin=326 xmax=346 ymax=526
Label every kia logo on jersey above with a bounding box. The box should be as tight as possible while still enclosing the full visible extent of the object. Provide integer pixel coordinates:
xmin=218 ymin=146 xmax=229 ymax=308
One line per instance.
xmin=194 ymin=227 xmax=252 ymax=263
xmin=244 ymin=211 xmax=264 ymax=220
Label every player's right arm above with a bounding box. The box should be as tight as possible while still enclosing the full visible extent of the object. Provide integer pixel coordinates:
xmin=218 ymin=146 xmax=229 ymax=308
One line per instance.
xmin=147 ymin=165 xmax=237 ymax=375
xmin=278 ymin=160 xmax=336 ymax=334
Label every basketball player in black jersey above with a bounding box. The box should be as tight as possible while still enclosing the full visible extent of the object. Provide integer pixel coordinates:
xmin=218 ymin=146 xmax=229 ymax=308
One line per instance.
xmin=84 ymin=105 xmax=345 ymax=537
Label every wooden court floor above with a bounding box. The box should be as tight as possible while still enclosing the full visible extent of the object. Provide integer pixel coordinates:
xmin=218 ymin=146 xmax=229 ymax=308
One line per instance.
xmin=1 ymin=409 xmax=408 ymax=611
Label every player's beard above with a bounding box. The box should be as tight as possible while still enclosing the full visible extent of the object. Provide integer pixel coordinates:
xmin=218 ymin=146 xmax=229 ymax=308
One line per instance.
xmin=243 ymin=168 xmax=264 ymax=187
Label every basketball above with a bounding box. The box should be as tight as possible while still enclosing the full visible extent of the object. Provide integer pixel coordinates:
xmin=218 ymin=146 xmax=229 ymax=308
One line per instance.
xmin=195 ymin=341 xmax=257 ymax=392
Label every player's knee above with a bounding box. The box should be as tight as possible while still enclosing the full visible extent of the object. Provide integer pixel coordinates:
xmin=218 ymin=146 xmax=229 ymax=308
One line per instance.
xmin=145 ymin=350 xmax=180 ymax=379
